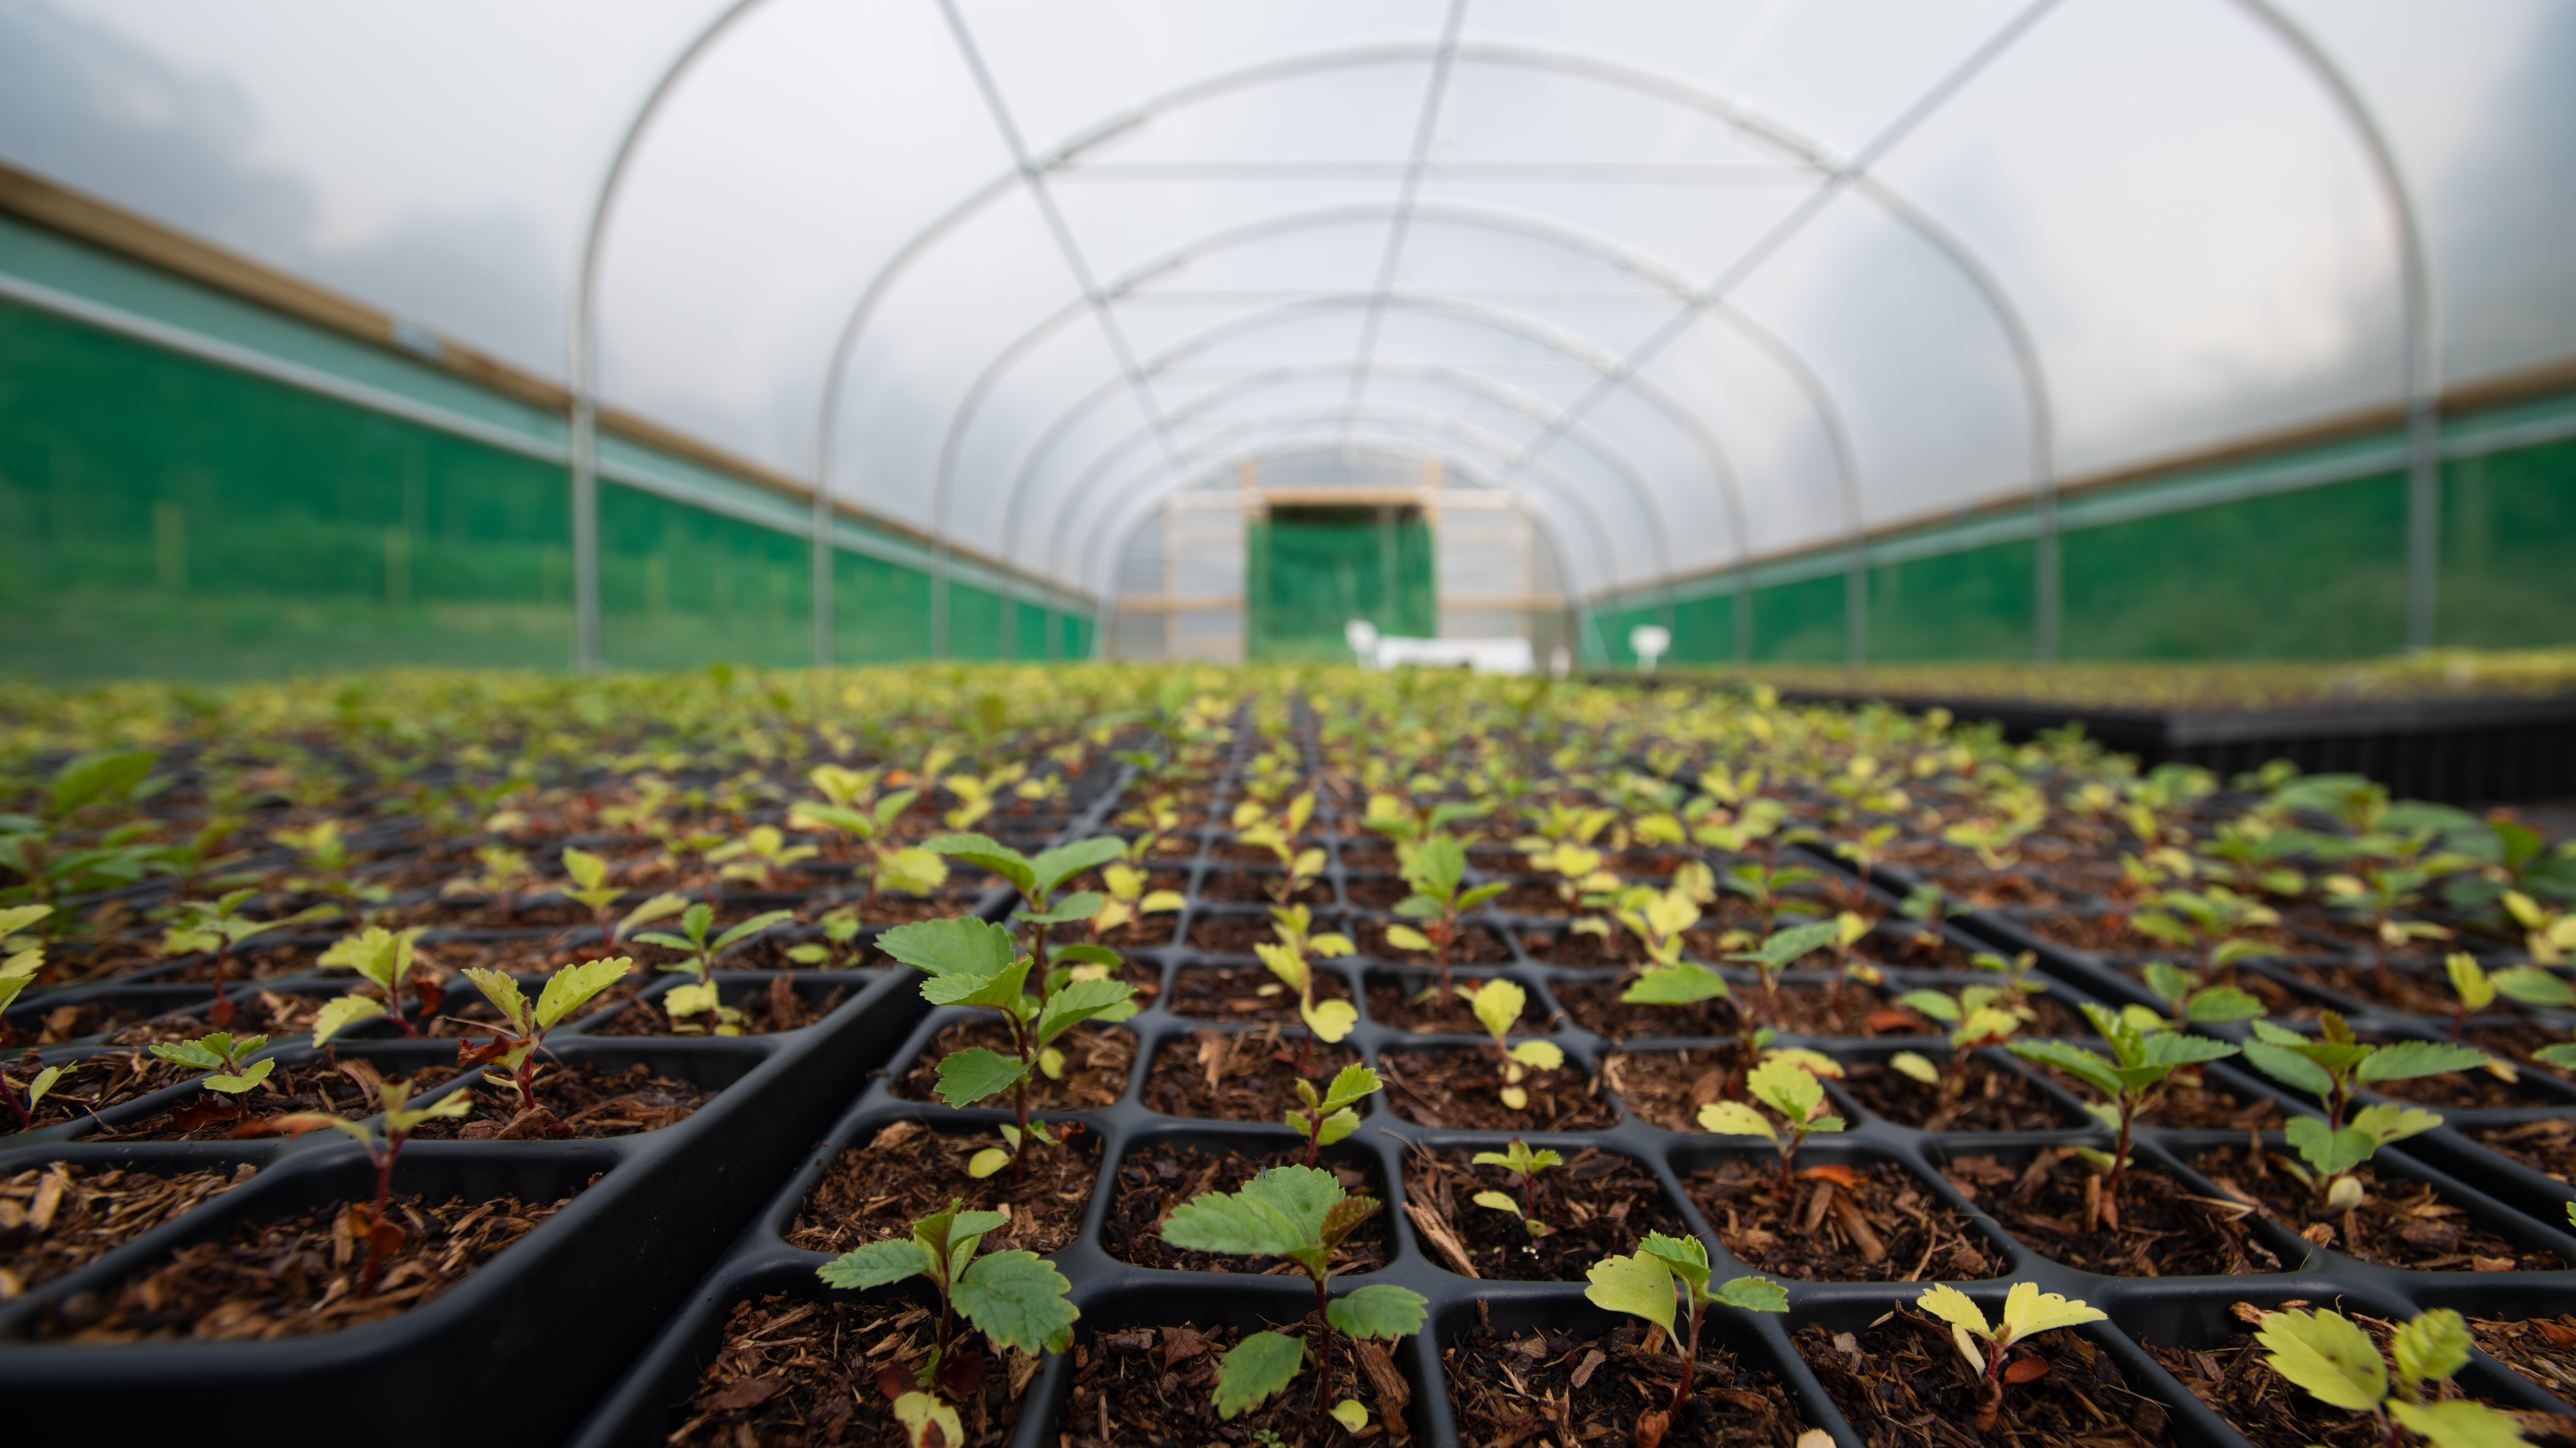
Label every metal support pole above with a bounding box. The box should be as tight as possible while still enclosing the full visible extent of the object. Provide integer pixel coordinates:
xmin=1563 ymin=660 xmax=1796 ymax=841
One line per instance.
xmin=2406 ymin=399 xmax=2441 ymax=649
xmin=569 ymin=394 xmax=601 ymax=671
xmin=2034 ymin=486 xmax=2060 ymax=661
xmin=1733 ymin=565 xmax=1751 ymax=664
xmin=1846 ymin=538 xmax=1867 ymax=666
xmin=811 ymin=481 xmax=832 ymax=667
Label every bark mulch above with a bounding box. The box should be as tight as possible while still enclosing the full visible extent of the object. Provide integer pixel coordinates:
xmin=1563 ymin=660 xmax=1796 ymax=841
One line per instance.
xmin=896 ymin=1021 xmax=1134 ymax=1111
xmin=406 ymin=1060 xmax=714 ymax=1140
xmin=1797 ymin=1315 xmax=2172 ymax=1448
xmin=2359 ymin=1064 xmax=2551 ymax=1112
xmin=2471 ymin=1117 xmax=2576 ymax=1180
xmin=1170 ymin=963 xmax=1354 ymax=1026
xmin=583 ymin=974 xmax=853 ymax=1037
xmin=1449 ymin=1319 xmax=1802 ymax=1447
xmin=2022 ymin=914 xmax=2308 ymax=958
xmin=1 ymin=1051 xmax=189 ymax=1135
xmin=789 ymin=1118 xmax=1099 ymax=1258
xmin=1379 ymin=1048 xmax=1615 ymax=1132
xmin=1364 ymin=974 xmax=1524 ymax=1034
xmin=1062 ymin=1320 xmax=1410 ymax=1448
xmin=1943 ymin=1151 xmax=2273 ymax=1277
xmin=2151 ymin=1313 xmax=2576 ymax=1448
xmin=1685 ymin=1157 xmax=1995 ymax=1283
xmin=2471 ymin=1313 xmax=2576 ymax=1405
xmin=18 ymin=996 xmax=164 ymax=1046
xmin=1554 ymin=980 xmax=1930 ymax=1041
xmin=1602 ymin=1048 xmax=1739 ymax=1133
xmin=1837 ymin=1056 xmax=2079 ymax=1133
xmin=2187 ymin=1145 xmax=2561 ymax=1272
xmin=1102 ymin=1140 xmax=1389 ymax=1276
xmin=102 ymin=988 xmax=344 ymax=1047
xmin=671 ymin=1294 xmax=1041 ymax=1448
xmin=29 ymin=1187 xmax=576 ymax=1341
xmin=1399 ymin=1145 xmax=1684 ymax=1282
xmin=89 ymin=1057 xmax=462 ymax=1141
xmin=2277 ymin=962 xmax=2469 ymax=1017
xmin=1196 ymin=869 xmax=1334 ymax=908
xmin=1143 ymin=1025 xmax=1359 ymax=1121
xmin=1348 ymin=920 xmax=1515 ymax=968
xmin=0 ymin=1161 xmax=256 ymax=1297
xmin=2467 ymin=1020 xmax=2576 ymax=1081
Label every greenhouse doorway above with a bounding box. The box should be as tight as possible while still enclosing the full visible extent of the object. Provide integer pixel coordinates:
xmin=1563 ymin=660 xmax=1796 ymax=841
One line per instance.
xmin=1245 ymin=504 xmax=1434 ymax=661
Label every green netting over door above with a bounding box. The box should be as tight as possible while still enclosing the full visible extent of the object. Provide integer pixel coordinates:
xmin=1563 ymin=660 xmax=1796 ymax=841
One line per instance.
xmin=0 ymin=296 xmax=572 ymax=681
xmin=1867 ymin=539 xmax=2035 ymax=660
xmin=2439 ymin=439 xmax=2576 ymax=647
xmin=1750 ymin=574 xmax=1846 ymax=661
xmin=2060 ymin=472 xmax=2406 ymax=658
xmin=1245 ymin=507 xmax=1434 ymax=661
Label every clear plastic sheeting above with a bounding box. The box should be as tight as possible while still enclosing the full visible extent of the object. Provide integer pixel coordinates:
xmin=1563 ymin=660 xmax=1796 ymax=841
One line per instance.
xmin=3 ymin=0 xmax=2573 ymax=615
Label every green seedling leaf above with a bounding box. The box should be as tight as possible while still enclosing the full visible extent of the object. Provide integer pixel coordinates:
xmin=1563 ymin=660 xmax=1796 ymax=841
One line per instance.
xmin=954 ymin=1249 xmax=1080 ymax=1354
xmin=535 ymin=955 xmax=632 ymax=1029
xmin=1584 ymin=1247 xmax=1677 ymax=1337
xmin=461 ymin=965 xmax=535 ymax=1035
xmin=201 ymin=1058 xmax=274 ymax=1094
xmin=2385 ymin=1399 xmax=2529 ymax=1448
xmin=1712 ymin=1276 xmax=1789 ymax=1313
xmin=1325 ymin=1283 xmax=1429 ymax=1342
xmin=1473 ymin=1190 xmax=1522 ymax=1216
xmin=2256 ymin=1307 xmax=2387 ymax=1411
xmin=2390 ymin=1307 xmax=2472 ymax=1388
xmin=817 ymin=1237 xmax=934 ymax=1289
xmin=1031 ymin=836 xmax=1126 ymax=899
xmin=1318 ymin=1063 xmax=1381 ymax=1113
xmin=1328 ymin=1400 xmax=1370 ymax=1433
xmin=924 ymin=833 xmax=1036 ymax=894
xmin=1035 ymin=975 xmax=1137 ymax=1042
xmin=1013 ymin=893 xmax=1104 ymax=926
xmin=932 ymin=1047 xmax=1030 ymax=1108
xmin=1697 ymin=1101 xmax=1776 ymax=1140
xmin=1212 ymin=1331 xmax=1306 ymax=1420
xmin=922 ymin=953 xmax=1032 ymax=1011
xmin=892 ymin=1393 xmax=963 ymax=1448
xmin=1621 ymin=963 xmax=1730 ymax=1005
xmin=307 ymin=992 xmax=389 ymax=1045
xmin=2357 ymin=1040 xmax=2493 ymax=1083
xmin=2241 ymin=1040 xmax=2337 ymax=1097
xmin=1466 ymin=978 xmax=1527 ymax=1039
xmin=2491 ymin=968 xmax=2576 ymax=1010
xmin=1889 ymin=1051 xmax=1942 ymax=1085
xmin=1897 ymin=989 xmax=1961 ymax=1023
xmin=1301 ymin=997 xmax=1359 ymax=1044
xmin=880 ymin=917 xmax=1021 ymax=980
xmin=2185 ymin=987 xmax=2267 ymax=1023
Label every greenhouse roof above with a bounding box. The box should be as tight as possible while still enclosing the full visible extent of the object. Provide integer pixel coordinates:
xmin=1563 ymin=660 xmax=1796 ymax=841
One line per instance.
xmin=3 ymin=0 xmax=2572 ymax=605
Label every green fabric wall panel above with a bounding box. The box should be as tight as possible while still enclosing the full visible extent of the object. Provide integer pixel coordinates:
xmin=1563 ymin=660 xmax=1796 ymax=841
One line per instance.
xmin=1750 ymin=574 xmax=1846 ymax=661
xmin=2059 ymin=472 xmax=2405 ymax=659
xmin=1246 ymin=508 xmax=1435 ymax=661
xmin=947 ymin=583 xmax=1003 ymax=660
xmin=1865 ymin=539 xmax=2035 ymax=660
xmin=1670 ymin=592 xmax=1734 ymax=664
xmin=2438 ymin=440 xmax=2576 ymax=648
xmin=835 ymin=552 xmax=930 ymax=663
xmin=1013 ymin=600 xmax=1050 ymax=660
xmin=597 ymin=482 xmax=809 ymax=671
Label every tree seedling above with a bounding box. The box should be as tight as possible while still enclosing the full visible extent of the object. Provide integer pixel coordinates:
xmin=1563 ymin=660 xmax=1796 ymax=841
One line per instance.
xmin=708 ymin=824 xmax=820 ymax=891
xmin=1090 ymin=860 xmax=1186 ymax=940
xmin=274 ymin=818 xmax=391 ymax=916
xmin=2240 ymin=1011 xmax=2486 ymax=1207
xmin=2009 ymin=1003 xmax=2238 ymax=1230
xmin=256 ymin=1076 xmax=473 ymax=1297
xmin=632 ymin=901 xmax=794 ymax=1035
xmin=927 ymin=831 xmax=1126 ymax=979
xmin=555 ymin=847 xmax=688 ymax=953
xmin=784 ymin=907 xmax=865 ymax=969
xmin=815 ymin=1198 xmax=1079 ymax=1446
xmin=2440 ymin=951 xmax=2573 ymax=1042
xmin=2128 ymin=885 xmax=2282 ymax=983
xmin=1286 ymin=1061 xmax=1380 ymax=1168
xmin=1384 ymin=834 xmax=1506 ymax=996
xmin=311 ymin=925 xmax=439 ymax=1044
xmin=1720 ymin=859 xmax=1821 ymax=933
xmin=0 ymin=904 xmax=53 ymax=1047
xmin=1585 ymin=1232 xmax=1786 ymax=1429
xmin=160 ymin=889 xmax=334 ymax=1027
xmin=1914 ymin=1282 xmax=2106 ymax=1433
xmin=440 ymin=844 xmax=534 ymax=920
xmin=878 ymin=915 xmax=1135 ymax=1178
xmin=1254 ymin=909 xmax=1358 ymax=1074
xmin=1470 ymin=1138 xmax=1562 ymax=1237
xmin=1233 ymin=792 xmax=1325 ymax=906
xmin=454 ymin=956 xmax=636 ymax=1114
xmin=2253 ymin=1305 xmax=2523 ymax=1448
xmin=146 ymin=1029 xmax=275 ymax=1126
xmin=2137 ymin=960 xmax=2266 ymax=1029
xmin=1158 ymin=1164 xmax=1430 ymax=1420
xmin=1462 ymin=978 xmax=1562 ymax=1109
xmin=1698 ymin=1054 xmax=1846 ymax=1190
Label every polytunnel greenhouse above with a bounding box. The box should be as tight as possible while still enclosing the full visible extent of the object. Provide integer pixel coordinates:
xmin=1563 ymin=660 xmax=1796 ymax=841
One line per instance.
xmin=4 ymin=4 xmax=2576 ymax=1447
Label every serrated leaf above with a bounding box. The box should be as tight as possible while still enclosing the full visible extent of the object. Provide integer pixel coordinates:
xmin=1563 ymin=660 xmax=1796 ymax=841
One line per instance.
xmin=1031 ymin=836 xmax=1126 ymax=899
xmin=1328 ymin=1400 xmax=1369 ymax=1433
xmin=1473 ymin=1190 xmax=1522 ymax=1216
xmin=816 ymin=1237 xmax=934 ymax=1290
xmin=536 ymin=955 xmax=632 ymax=1029
xmin=1997 ymin=1282 xmax=2104 ymax=1343
xmin=2285 ymin=1116 xmax=2377 ymax=1177
xmin=309 ymin=989 xmax=389 ymax=1035
xmin=2185 ymin=987 xmax=2267 ymax=1023
xmin=2357 ymin=1040 xmax=2493 ymax=1083
xmin=1734 ymin=920 xmax=1840 ymax=970
xmin=1713 ymin=1276 xmax=1788 ymax=1313
xmin=663 ymin=980 xmax=720 ymax=1020
xmin=2141 ymin=961 xmax=2195 ymax=1004
xmin=1746 ymin=1056 xmax=1824 ymax=1122
xmin=1035 ymin=975 xmax=1136 ymax=1043
xmin=2390 ymin=1308 xmax=2472 ymax=1388
xmin=1638 ymin=1230 xmax=1709 ymax=1291
xmin=459 ymin=965 xmax=533 ymax=1034
xmin=1508 ymin=1040 xmax=1564 ymax=1070
xmin=1318 ymin=1063 xmax=1381 ymax=1112
xmin=2350 ymin=1101 xmax=2443 ymax=1146
xmin=1621 ymin=963 xmax=1730 ymax=1005
xmin=1466 ymin=979 xmax=1527 ymax=1040
xmin=882 ymin=917 xmax=1020 ymax=980
xmin=1302 ymin=998 xmax=1359 ymax=1045
xmin=202 ymin=1058 xmax=275 ymax=1094
xmin=149 ymin=1038 xmax=225 ymax=1071
xmin=1326 ymin=1283 xmax=1428 ymax=1342
xmin=2257 ymin=1308 xmax=2387 ymax=1411
xmin=1763 ymin=1048 xmax=1845 ymax=1080
xmin=923 ymin=953 xmax=1032 ymax=1011
xmin=926 ymin=833 xmax=1036 ymax=892
xmin=1052 ymin=943 xmax=1123 ymax=967
xmin=1013 ymin=892 xmax=1104 ymax=926
xmin=955 ymin=1249 xmax=1080 ymax=1354
xmin=1584 ymin=1248 xmax=1676 ymax=1336
xmin=2140 ymin=1032 xmax=2240 ymax=1068
xmin=1697 ymin=1101 xmax=1776 ymax=1140
xmin=2491 ymin=968 xmax=2575 ymax=1009
xmin=1212 ymin=1331 xmax=1306 ymax=1420
xmin=1241 ymin=1165 xmax=1345 ymax=1240
xmin=933 ymin=1047 xmax=1030 ymax=1107
xmin=2241 ymin=1040 xmax=2336 ymax=1096
xmin=1312 ymin=1106 xmax=1360 ymax=1147
xmin=1915 ymin=1283 xmax=1990 ymax=1340
xmin=2387 ymin=1398 xmax=2530 ymax=1448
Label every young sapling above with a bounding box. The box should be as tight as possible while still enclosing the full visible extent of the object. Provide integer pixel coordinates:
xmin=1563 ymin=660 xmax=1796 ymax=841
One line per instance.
xmin=1231 ymin=792 xmax=1325 ymax=906
xmin=455 ymin=956 xmax=637 ymax=1114
xmin=815 ymin=1198 xmax=1079 ymax=1443
xmin=1285 ymin=1062 xmax=1380 ymax=1168
xmin=556 ymin=847 xmax=688 ymax=953
xmin=311 ymin=925 xmax=437 ymax=1043
xmin=2253 ymin=1304 xmax=2523 ymax=1448
xmin=1470 ymin=1138 xmax=1562 ymax=1237
xmin=2239 ymin=1011 xmax=2487 ymax=1208
xmin=632 ymin=902 xmax=794 ymax=1034
xmin=160 ymin=889 xmax=333 ymax=1027
xmin=1462 ymin=978 xmax=1563 ymax=1110
xmin=257 ymin=1076 xmax=473 ymax=1297
xmin=2441 ymin=950 xmax=2573 ymax=1041
xmin=1384 ymin=833 xmax=1507 ymax=996
xmin=1158 ymin=1165 xmax=1429 ymax=1421
xmin=2137 ymin=960 xmax=2266 ymax=1029
xmin=147 ymin=1029 xmax=275 ymax=1125
xmin=1584 ymin=1232 xmax=1786 ymax=1427
xmin=2008 ymin=1003 xmax=2238 ymax=1230
xmin=707 ymin=824 xmax=819 ymax=891
xmin=1253 ymin=906 xmax=1357 ymax=1074
xmin=1914 ymin=1282 xmax=2106 ymax=1433
xmin=1697 ymin=1055 xmax=1845 ymax=1190
xmin=0 ymin=904 xmax=52 ymax=1047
